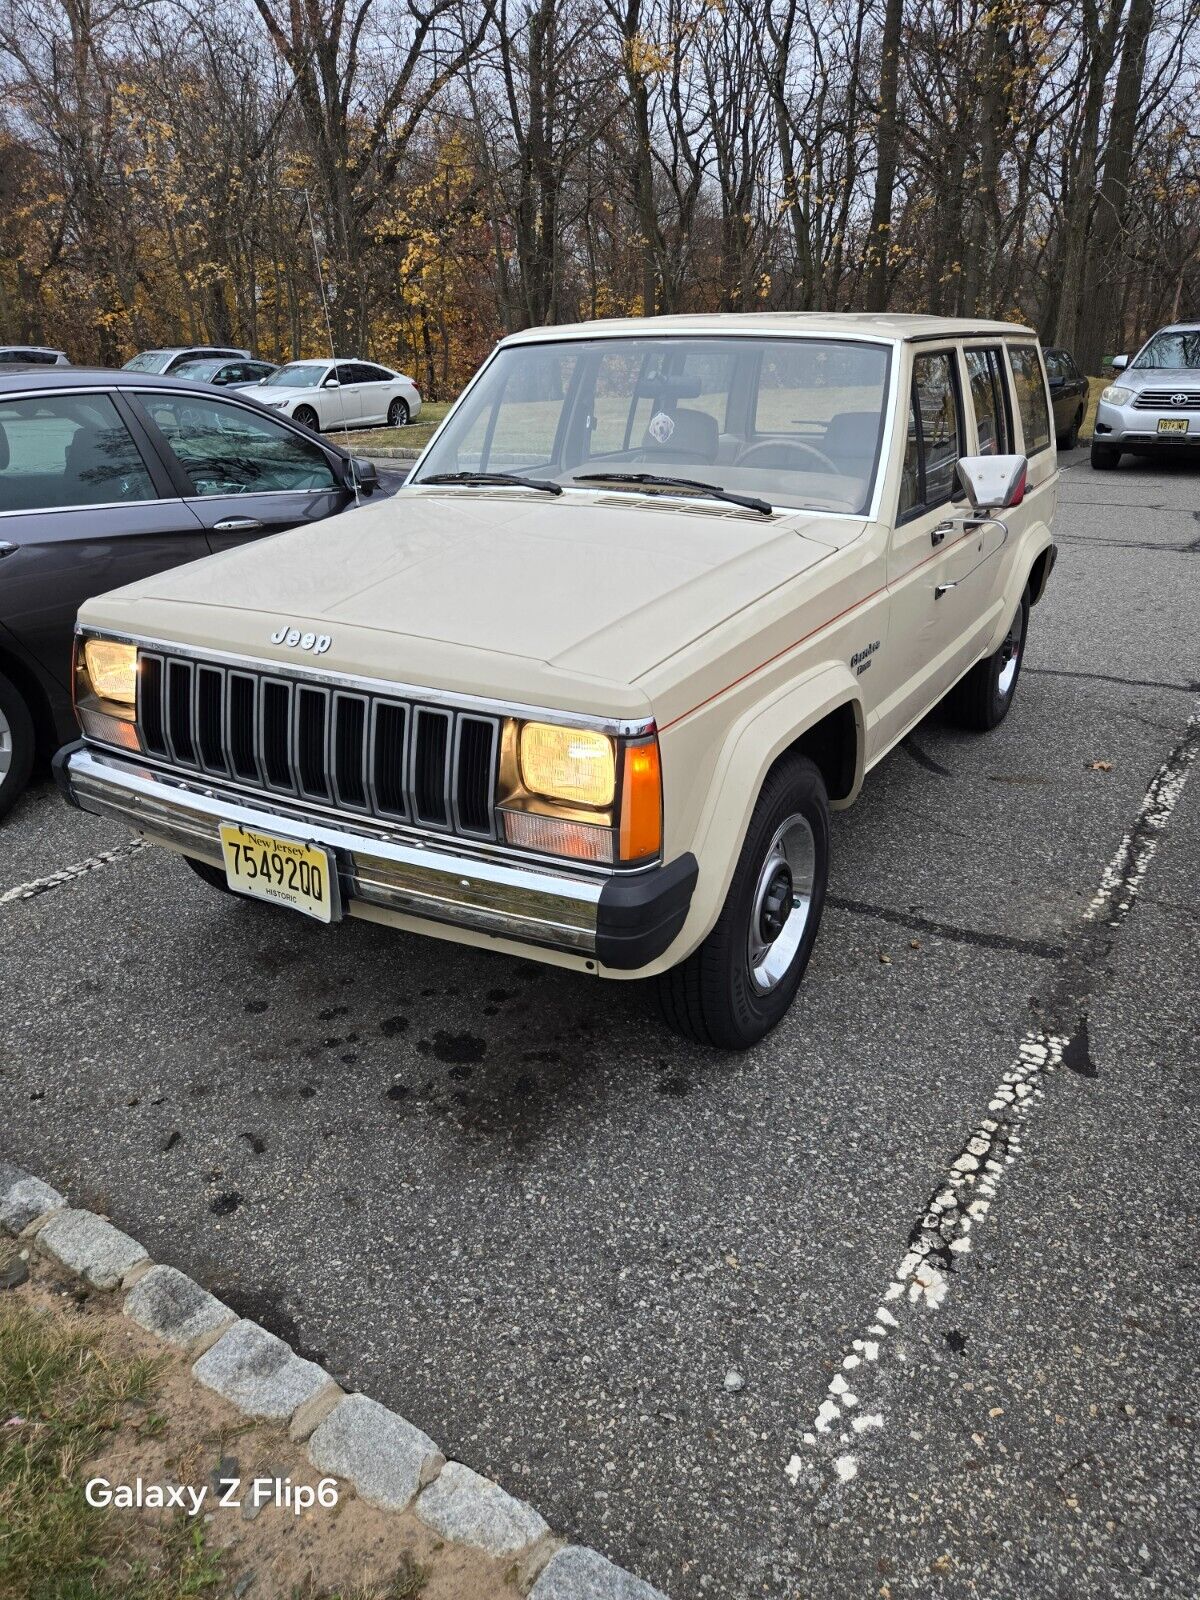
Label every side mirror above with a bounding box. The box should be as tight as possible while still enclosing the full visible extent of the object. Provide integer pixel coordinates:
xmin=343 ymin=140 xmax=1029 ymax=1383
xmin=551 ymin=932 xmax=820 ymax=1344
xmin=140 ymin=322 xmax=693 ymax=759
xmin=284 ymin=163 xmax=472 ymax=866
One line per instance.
xmin=956 ymin=454 xmax=1028 ymax=511
xmin=323 ymin=375 xmax=340 ymax=388
xmin=1109 ymin=354 xmax=1129 ymax=372
xmin=350 ymin=456 xmax=379 ymax=496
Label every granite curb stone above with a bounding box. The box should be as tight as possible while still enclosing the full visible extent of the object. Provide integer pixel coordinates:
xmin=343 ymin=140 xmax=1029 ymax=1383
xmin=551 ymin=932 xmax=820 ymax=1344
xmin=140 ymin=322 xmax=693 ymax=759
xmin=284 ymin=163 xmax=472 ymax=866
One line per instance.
xmin=308 ymin=1392 xmax=443 ymax=1511
xmin=416 ymin=1459 xmax=551 ymax=1556
xmin=530 ymin=1546 xmax=671 ymax=1600
xmin=36 ymin=1208 xmax=149 ymax=1289
xmin=0 ymin=1164 xmax=64 ymax=1235
xmin=193 ymin=1318 xmax=336 ymax=1429
xmin=124 ymin=1264 xmax=236 ymax=1355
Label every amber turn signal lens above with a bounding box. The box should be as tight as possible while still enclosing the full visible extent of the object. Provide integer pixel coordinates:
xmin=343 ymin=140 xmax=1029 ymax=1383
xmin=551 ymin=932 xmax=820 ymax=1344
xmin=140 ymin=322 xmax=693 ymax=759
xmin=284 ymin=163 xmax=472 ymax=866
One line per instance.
xmin=619 ymin=738 xmax=662 ymax=861
xmin=84 ymin=639 xmax=138 ymax=705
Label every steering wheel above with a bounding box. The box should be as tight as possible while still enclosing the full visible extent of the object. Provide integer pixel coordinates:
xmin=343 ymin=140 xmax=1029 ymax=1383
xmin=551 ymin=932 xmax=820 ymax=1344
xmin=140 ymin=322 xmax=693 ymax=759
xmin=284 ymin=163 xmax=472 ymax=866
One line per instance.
xmin=735 ymin=438 xmax=840 ymax=475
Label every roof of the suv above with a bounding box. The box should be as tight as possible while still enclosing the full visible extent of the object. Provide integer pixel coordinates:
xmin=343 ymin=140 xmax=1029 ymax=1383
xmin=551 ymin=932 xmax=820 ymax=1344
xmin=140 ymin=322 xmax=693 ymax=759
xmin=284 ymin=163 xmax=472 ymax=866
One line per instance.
xmin=501 ymin=312 xmax=1036 ymax=344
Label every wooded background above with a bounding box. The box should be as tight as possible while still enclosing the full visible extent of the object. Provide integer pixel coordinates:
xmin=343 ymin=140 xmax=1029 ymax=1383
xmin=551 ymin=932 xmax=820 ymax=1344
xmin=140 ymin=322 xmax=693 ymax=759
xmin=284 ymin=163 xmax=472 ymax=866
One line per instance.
xmin=2 ymin=0 xmax=1197 ymax=396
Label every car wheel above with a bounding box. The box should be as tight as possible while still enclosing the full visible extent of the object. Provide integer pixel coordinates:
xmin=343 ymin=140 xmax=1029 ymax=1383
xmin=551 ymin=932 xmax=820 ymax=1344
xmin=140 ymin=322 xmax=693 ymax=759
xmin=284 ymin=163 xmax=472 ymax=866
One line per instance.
xmin=293 ymin=404 xmax=319 ymax=431
xmin=0 ymin=670 xmax=36 ymax=819
xmin=948 ymin=590 xmax=1029 ymax=732
xmin=1057 ymin=409 xmax=1082 ymax=451
xmin=1090 ymin=440 xmax=1121 ymax=470
xmin=657 ymin=753 xmax=829 ymax=1050
xmin=387 ymin=398 xmax=410 ymax=428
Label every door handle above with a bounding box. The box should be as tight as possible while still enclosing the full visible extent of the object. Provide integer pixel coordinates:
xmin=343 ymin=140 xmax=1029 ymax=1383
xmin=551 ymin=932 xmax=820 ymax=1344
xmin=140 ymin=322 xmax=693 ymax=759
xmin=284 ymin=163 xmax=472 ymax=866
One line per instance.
xmin=0 ymin=541 xmax=17 ymax=560
xmin=935 ymin=582 xmax=957 ymax=600
xmin=931 ymin=522 xmax=952 ymax=546
xmin=212 ymin=517 xmax=264 ymax=532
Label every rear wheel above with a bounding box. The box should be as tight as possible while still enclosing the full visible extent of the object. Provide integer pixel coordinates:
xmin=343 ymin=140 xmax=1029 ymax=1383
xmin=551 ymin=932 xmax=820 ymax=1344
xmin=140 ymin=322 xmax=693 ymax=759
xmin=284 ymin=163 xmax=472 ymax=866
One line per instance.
xmin=1058 ymin=408 xmax=1082 ymax=451
xmin=947 ymin=590 xmax=1028 ymax=732
xmin=0 ymin=671 xmax=35 ymax=819
xmin=1090 ymin=440 xmax=1120 ymax=470
xmin=293 ymin=404 xmax=319 ymax=431
xmin=387 ymin=398 xmax=410 ymax=428
xmin=657 ymin=754 xmax=829 ymax=1050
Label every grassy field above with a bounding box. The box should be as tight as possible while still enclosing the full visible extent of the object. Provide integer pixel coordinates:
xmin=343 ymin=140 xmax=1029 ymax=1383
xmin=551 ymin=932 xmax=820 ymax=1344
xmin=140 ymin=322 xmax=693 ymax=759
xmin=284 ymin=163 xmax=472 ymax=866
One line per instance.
xmin=336 ymin=401 xmax=452 ymax=453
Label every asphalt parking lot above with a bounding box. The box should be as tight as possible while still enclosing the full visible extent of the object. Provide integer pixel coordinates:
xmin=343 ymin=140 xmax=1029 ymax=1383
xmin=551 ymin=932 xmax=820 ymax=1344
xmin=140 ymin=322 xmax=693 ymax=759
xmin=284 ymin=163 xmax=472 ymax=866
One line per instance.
xmin=2 ymin=449 xmax=1198 ymax=1598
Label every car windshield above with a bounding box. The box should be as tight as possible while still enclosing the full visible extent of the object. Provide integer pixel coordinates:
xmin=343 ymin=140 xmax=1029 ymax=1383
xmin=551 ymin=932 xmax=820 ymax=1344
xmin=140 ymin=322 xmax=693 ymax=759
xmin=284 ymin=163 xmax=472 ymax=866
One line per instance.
xmin=123 ymin=352 xmax=173 ymax=373
xmin=173 ymin=359 xmax=222 ymax=379
xmin=263 ymin=363 xmax=328 ymax=388
xmin=413 ymin=335 xmax=891 ymax=514
xmin=1131 ymin=330 xmax=1200 ymax=370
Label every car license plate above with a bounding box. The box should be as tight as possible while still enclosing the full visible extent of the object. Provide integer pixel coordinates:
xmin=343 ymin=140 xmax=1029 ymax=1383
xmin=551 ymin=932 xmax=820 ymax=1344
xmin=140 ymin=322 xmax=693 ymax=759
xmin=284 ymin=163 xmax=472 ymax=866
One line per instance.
xmin=1157 ymin=418 xmax=1189 ymax=435
xmin=218 ymin=823 xmax=338 ymax=922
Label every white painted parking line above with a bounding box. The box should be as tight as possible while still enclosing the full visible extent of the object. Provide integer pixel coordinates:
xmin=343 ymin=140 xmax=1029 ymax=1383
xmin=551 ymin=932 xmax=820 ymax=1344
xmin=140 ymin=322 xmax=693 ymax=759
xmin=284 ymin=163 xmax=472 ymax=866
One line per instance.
xmin=0 ymin=839 xmax=147 ymax=905
xmin=787 ymin=704 xmax=1199 ymax=1491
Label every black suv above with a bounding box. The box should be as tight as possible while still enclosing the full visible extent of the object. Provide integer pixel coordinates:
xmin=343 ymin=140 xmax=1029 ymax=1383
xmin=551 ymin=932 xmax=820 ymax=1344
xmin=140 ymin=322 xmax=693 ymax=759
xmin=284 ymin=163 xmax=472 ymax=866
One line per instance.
xmin=0 ymin=367 xmax=386 ymax=816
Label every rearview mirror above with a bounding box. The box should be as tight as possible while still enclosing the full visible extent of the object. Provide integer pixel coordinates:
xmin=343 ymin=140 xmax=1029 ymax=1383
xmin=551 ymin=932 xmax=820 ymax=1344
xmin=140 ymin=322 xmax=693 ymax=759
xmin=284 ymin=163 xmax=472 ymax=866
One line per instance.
xmin=1109 ymin=354 xmax=1129 ymax=371
xmin=956 ymin=454 xmax=1028 ymax=511
xmin=350 ymin=456 xmax=379 ymax=496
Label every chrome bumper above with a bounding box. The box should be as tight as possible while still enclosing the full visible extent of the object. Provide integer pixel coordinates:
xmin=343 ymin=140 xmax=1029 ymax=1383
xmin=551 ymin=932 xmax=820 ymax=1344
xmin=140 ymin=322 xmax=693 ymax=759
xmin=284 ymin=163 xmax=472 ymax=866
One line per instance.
xmin=58 ymin=743 xmax=605 ymax=956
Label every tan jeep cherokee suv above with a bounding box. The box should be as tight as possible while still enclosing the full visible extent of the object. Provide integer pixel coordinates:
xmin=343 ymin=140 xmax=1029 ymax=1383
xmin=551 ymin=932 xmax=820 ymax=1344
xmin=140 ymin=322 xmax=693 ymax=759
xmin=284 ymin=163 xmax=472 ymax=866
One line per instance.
xmin=57 ymin=315 xmax=1058 ymax=1048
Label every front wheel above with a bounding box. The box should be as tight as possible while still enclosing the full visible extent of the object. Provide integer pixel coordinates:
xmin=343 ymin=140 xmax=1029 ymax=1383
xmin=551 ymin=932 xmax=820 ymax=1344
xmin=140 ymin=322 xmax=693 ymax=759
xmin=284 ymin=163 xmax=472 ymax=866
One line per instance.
xmin=657 ymin=754 xmax=829 ymax=1050
xmin=293 ymin=404 xmax=319 ymax=431
xmin=1090 ymin=440 xmax=1120 ymax=470
xmin=0 ymin=670 xmax=36 ymax=819
xmin=947 ymin=590 xmax=1028 ymax=731
xmin=387 ymin=398 xmax=410 ymax=428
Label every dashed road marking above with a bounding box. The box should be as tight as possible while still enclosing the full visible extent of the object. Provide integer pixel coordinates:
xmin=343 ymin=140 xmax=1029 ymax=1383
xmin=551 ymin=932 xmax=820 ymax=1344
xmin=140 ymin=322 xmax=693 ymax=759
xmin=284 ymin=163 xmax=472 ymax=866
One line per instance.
xmin=788 ymin=704 xmax=1199 ymax=1490
xmin=0 ymin=839 xmax=147 ymax=906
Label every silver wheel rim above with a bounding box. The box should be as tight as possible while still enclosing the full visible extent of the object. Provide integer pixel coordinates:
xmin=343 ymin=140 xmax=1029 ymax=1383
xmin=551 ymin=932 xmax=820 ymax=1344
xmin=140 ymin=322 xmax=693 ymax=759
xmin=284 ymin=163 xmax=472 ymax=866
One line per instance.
xmin=746 ymin=813 xmax=816 ymax=994
xmin=997 ymin=604 xmax=1025 ymax=697
xmin=390 ymin=402 xmax=407 ymax=426
xmin=0 ymin=705 xmax=11 ymax=782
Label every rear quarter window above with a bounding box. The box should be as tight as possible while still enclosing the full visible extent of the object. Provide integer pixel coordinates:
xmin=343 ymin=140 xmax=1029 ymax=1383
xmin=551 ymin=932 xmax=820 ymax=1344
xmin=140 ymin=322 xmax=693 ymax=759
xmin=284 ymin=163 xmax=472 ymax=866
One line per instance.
xmin=1008 ymin=345 xmax=1051 ymax=454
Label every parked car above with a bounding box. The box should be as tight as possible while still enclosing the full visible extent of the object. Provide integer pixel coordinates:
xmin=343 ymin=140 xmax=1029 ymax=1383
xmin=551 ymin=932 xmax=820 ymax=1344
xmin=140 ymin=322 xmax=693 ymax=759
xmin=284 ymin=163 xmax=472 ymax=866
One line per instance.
xmin=0 ymin=367 xmax=385 ymax=816
xmin=1042 ymin=346 xmax=1088 ymax=449
xmin=256 ymin=359 xmax=422 ymax=431
xmin=57 ymin=315 xmax=1058 ymax=1047
xmin=0 ymin=346 xmax=70 ymax=367
xmin=1092 ymin=322 xmax=1200 ymax=469
xmin=122 ymin=346 xmax=252 ymax=375
xmin=171 ymin=356 xmax=279 ymax=388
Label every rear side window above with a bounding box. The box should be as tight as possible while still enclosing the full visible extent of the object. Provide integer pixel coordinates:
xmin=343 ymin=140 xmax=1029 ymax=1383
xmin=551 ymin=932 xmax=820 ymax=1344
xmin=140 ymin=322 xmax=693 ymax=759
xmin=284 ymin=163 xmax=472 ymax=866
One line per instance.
xmin=965 ymin=348 xmax=1012 ymax=455
xmin=1008 ymin=346 xmax=1051 ymax=454
xmin=134 ymin=392 xmax=337 ymax=495
xmin=898 ymin=350 xmax=963 ymax=519
xmin=0 ymin=393 xmax=157 ymax=513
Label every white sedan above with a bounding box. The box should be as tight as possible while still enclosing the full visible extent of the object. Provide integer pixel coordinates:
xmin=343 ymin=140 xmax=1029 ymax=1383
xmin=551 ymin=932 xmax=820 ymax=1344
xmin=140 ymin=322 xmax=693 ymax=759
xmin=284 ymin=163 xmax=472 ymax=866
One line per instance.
xmin=251 ymin=359 xmax=422 ymax=431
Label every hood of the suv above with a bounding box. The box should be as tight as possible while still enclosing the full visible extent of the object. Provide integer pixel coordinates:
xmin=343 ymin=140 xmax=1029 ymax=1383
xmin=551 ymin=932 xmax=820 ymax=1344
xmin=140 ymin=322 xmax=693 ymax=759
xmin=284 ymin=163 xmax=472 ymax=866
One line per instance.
xmin=80 ymin=487 xmax=853 ymax=716
xmin=1122 ymin=365 xmax=1200 ymax=390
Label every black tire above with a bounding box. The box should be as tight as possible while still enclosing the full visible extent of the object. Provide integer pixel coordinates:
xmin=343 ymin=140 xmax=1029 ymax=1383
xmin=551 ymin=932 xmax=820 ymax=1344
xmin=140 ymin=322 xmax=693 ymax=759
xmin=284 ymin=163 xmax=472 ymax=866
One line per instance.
xmin=947 ymin=590 xmax=1029 ymax=732
xmin=293 ymin=404 xmax=319 ymax=431
xmin=1057 ymin=408 xmax=1082 ymax=451
xmin=183 ymin=856 xmax=242 ymax=896
xmin=387 ymin=398 xmax=410 ymax=428
xmin=1090 ymin=440 xmax=1120 ymax=470
xmin=0 ymin=669 xmax=36 ymax=819
xmin=657 ymin=754 xmax=829 ymax=1050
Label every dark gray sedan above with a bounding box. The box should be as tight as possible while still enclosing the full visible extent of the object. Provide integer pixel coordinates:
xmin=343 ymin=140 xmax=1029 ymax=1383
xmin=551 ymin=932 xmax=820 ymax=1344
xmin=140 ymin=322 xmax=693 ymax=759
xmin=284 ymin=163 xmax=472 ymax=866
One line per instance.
xmin=0 ymin=367 xmax=390 ymax=816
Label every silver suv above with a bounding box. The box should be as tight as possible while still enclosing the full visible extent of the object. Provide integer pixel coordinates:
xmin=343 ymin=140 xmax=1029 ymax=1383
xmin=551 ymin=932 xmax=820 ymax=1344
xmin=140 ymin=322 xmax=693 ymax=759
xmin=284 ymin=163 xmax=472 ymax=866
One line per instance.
xmin=1092 ymin=323 xmax=1200 ymax=470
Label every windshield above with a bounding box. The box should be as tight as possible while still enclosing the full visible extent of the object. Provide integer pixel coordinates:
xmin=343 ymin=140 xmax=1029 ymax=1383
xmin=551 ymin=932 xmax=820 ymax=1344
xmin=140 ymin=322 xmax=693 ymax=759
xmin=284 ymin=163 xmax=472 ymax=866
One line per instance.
xmin=414 ymin=335 xmax=891 ymax=514
xmin=123 ymin=352 xmax=173 ymax=373
xmin=1131 ymin=330 xmax=1200 ymax=370
xmin=263 ymin=362 xmax=328 ymax=389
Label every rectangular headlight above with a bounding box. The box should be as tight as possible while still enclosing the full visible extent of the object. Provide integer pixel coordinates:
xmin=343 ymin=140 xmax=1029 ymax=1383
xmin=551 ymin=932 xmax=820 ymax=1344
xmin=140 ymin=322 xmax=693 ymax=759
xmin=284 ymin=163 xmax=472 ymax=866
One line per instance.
xmin=83 ymin=639 xmax=138 ymax=705
xmin=519 ymin=722 xmax=615 ymax=808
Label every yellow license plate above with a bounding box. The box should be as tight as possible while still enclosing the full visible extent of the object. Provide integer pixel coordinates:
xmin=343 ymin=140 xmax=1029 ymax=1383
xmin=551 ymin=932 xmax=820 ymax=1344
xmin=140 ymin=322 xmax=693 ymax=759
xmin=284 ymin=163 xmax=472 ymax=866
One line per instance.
xmin=218 ymin=824 xmax=338 ymax=922
xmin=1157 ymin=418 xmax=1189 ymax=434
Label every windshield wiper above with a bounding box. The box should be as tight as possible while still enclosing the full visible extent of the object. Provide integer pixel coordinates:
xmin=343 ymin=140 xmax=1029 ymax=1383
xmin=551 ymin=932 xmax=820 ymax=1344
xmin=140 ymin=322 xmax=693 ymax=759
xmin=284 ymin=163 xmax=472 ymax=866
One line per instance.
xmin=419 ymin=471 xmax=562 ymax=496
xmin=571 ymin=471 xmax=772 ymax=516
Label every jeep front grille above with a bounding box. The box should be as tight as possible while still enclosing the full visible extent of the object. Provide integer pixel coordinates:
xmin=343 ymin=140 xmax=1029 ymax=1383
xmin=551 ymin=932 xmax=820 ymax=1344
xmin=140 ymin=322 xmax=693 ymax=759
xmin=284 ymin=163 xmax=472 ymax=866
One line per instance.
xmin=136 ymin=652 xmax=501 ymax=840
xmin=1133 ymin=388 xmax=1200 ymax=410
